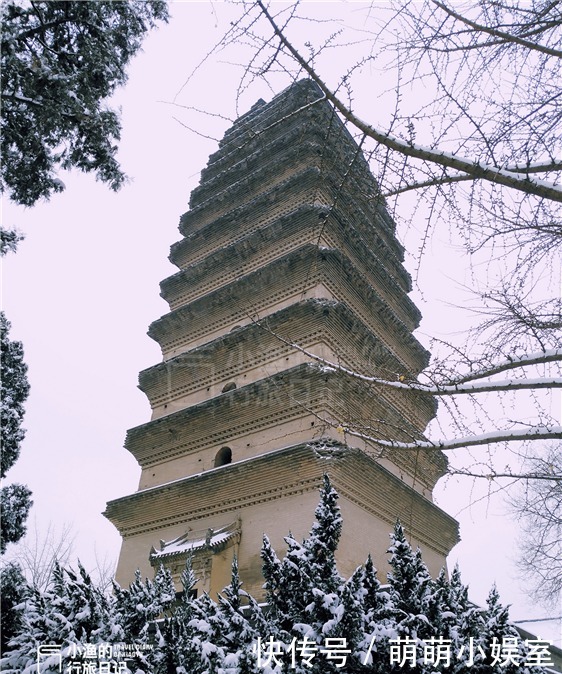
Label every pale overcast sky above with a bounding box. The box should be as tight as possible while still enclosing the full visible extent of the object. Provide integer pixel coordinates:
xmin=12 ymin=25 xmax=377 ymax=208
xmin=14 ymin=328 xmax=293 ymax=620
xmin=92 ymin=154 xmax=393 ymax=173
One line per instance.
xmin=2 ymin=1 xmax=559 ymax=645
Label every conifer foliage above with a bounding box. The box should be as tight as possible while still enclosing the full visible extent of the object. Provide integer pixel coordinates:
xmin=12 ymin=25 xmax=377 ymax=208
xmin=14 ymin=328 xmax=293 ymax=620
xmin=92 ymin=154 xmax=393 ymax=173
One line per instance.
xmin=1 ymin=1 xmax=168 ymax=206
xmin=0 ymin=311 xmax=32 ymax=554
xmin=0 ymin=562 xmax=29 ymax=653
xmin=1 ymin=478 xmax=551 ymax=673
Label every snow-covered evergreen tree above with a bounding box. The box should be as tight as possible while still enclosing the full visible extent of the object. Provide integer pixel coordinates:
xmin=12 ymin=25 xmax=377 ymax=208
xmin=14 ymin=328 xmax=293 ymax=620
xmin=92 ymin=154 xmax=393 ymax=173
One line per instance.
xmin=387 ymin=522 xmax=434 ymax=644
xmin=2 ymin=562 xmax=114 ymax=672
xmin=216 ymin=558 xmax=263 ymax=674
xmin=260 ymin=477 xmax=365 ymax=673
xmin=1 ymin=584 xmax=54 ymax=673
xmin=4 ymin=478 xmax=550 ymax=674
xmin=357 ymin=555 xmax=396 ymax=672
xmin=0 ymin=228 xmax=24 ymax=256
xmin=1 ymin=1 xmax=169 ymax=206
xmin=1 ymin=561 xmax=175 ymax=674
xmin=188 ymin=591 xmax=229 ymax=673
xmin=339 ymin=565 xmax=380 ymax=673
xmin=112 ymin=564 xmax=176 ymax=672
xmin=0 ymin=312 xmax=29 ymax=478
xmin=0 ymin=311 xmax=32 ymax=554
xmin=446 ymin=564 xmax=485 ymax=673
xmin=0 ymin=561 xmax=29 ymax=652
xmin=470 ymin=585 xmax=548 ymax=674
xmin=0 ymin=483 xmax=33 ymax=555
xmin=157 ymin=564 xmax=215 ymax=674
xmin=113 ymin=565 xmax=175 ymax=642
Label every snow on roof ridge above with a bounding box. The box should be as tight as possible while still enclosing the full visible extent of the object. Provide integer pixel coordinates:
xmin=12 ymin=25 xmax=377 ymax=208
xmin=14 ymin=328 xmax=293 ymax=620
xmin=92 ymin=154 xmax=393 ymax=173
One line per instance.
xmin=150 ymin=521 xmax=240 ymax=560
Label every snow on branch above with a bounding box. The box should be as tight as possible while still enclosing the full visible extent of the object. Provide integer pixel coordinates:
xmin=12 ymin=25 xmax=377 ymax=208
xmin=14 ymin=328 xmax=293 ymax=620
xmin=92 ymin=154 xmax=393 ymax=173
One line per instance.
xmin=383 ymin=161 xmax=562 ymax=197
xmin=453 ymin=348 xmax=562 ymax=383
xmin=255 ymin=0 xmax=562 ymax=203
xmin=268 ymin=328 xmax=562 ymax=396
xmin=345 ymin=425 xmax=562 ymax=452
xmin=448 ymin=467 xmax=562 ymax=482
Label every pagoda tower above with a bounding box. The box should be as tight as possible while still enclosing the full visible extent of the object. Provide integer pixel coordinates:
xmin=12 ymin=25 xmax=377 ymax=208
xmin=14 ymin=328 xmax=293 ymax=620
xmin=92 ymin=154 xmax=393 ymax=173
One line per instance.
xmin=105 ymin=80 xmax=459 ymax=598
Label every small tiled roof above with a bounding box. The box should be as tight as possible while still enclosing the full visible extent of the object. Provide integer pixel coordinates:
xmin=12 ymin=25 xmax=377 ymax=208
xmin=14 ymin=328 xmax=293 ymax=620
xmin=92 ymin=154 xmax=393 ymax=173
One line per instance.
xmin=150 ymin=522 xmax=239 ymax=561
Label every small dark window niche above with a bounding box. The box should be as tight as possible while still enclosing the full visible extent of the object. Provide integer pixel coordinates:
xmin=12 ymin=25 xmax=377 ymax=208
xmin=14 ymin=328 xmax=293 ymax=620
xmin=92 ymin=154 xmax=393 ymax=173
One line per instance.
xmin=214 ymin=446 xmax=232 ymax=467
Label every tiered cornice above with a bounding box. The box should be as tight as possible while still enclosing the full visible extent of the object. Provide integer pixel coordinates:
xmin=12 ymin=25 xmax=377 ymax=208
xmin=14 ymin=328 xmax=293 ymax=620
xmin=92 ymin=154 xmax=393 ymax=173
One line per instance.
xmin=151 ymin=246 xmax=428 ymax=367
xmin=106 ymin=79 xmax=459 ymax=594
xmin=127 ymin=362 xmax=441 ymax=483
xmin=162 ymin=205 xmax=419 ymax=329
xmin=105 ymin=442 xmax=457 ymax=559
xmin=139 ymin=299 xmax=426 ymax=417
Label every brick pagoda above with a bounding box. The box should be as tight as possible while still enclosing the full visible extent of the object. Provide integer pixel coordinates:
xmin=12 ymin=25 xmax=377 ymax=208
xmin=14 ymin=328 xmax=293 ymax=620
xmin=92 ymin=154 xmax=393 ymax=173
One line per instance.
xmin=105 ymin=80 xmax=458 ymax=598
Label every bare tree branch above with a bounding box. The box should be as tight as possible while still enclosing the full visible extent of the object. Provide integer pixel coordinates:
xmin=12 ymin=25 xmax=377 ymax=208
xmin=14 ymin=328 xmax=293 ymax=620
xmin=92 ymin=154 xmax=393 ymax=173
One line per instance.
xmin=264 ymin=325 xmax=562 ymax=395
xmin=255 ymin=0 xmax=562 ymax=203
xmin=430 ymin=0 xmax=562 ymax=59
xmin=347 ymin=424 xmax=562 ymax=452
xmin=383 ymin=160 xmax=562 ymax=197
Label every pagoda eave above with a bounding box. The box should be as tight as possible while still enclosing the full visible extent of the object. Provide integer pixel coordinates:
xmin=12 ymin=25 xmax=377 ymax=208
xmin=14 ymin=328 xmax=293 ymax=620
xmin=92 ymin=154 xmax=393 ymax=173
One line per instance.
xmin=104 ymin=441 xmax=459 ymax=559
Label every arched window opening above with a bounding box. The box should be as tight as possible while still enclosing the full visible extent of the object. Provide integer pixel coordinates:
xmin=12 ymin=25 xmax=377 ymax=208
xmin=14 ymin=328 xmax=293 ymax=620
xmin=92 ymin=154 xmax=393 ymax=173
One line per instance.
xmin=214 ymin=446 xmax=232 ymax=468
xmin=222 ymin=381 xmax=237 ymax=393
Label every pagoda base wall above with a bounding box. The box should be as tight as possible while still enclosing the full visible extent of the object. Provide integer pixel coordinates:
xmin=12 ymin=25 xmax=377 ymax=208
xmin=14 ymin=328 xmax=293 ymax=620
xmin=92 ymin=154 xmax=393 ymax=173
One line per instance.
xmin=106 ymin=442 xmax=459 ymax=599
